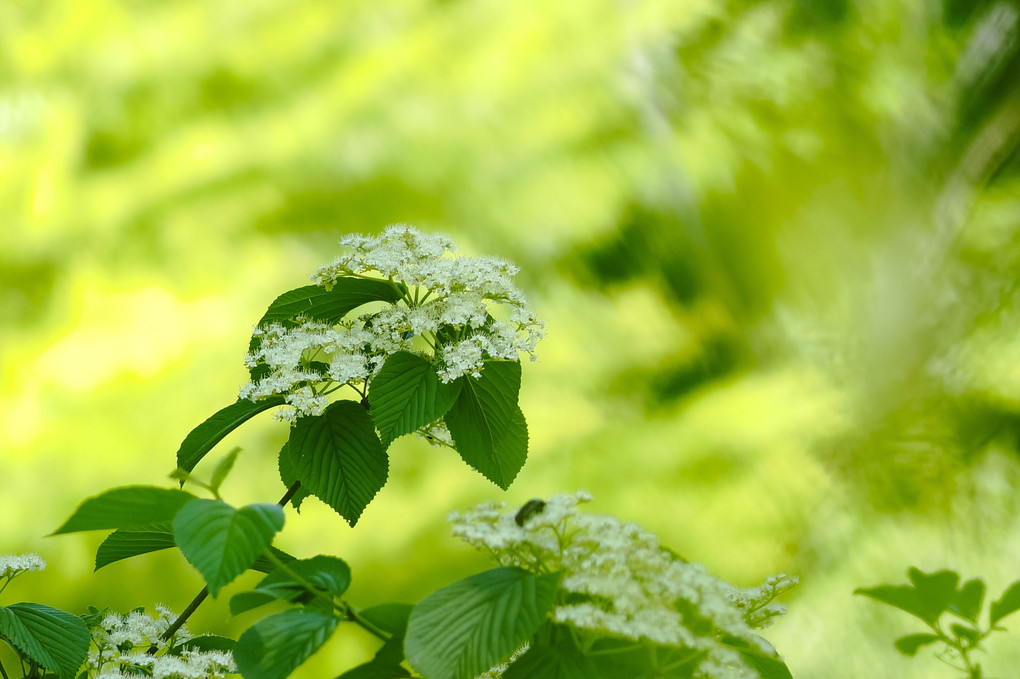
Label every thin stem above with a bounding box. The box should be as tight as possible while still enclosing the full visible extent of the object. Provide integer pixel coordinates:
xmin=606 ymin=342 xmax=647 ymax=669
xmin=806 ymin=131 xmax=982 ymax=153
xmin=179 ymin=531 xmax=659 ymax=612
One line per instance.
xmin=344 ymin=605 xmax=392 ymax=642
xmin=159 ymin=481 xmax=303 ymax=642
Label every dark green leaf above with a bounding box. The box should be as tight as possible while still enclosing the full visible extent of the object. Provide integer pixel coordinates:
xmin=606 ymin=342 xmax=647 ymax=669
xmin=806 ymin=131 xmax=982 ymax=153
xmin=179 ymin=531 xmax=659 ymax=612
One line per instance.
xmin=176 ymin=397 xmax=285 ymax=474
xmin=173 ymin=499 xmax=285 ymax=596
xmin=53 ymin=487 xmax=195 ymax=535
xmin=251 ymin=547 xmax=296 ymax=575
xmin=0 ymin=603 xmax=90 ymax=679
xmin=335 ymin=651 xmax=411 ymax=679
xmin=358 ymin=604 xmax=413 ymax=639
xmin=368 ymin=352 xmax=462 ymax=446
xmin=722 ymin=635 xmax=793 ymax=679
xmin=405 ymin=567 xmax=561 ymax=679
xmin=253 ymin=280 xmax=403 ymax=328
xmin=991 ymin=580 xmax=1020 ymax=626
xmin=502 ymin=637 xmax=598 ymax=679
xmin=950 ymin=579 xmax=985 ymax=623
xmin=94 ymin=522 xmax=175 ymax=571
xmin=234 ymin=609 xmax=338 ymax=679
xmin=854 ymin=585 xmax=934 ymax=625
xmin=445 ymin=361 xmax=528 ymax=489
xmin=170 ymin=635 xmax=236 ymax=654
xmin=585 ymin=637 xmax=703 ymax=679
xmin=278 ymin=442 xmax=311 ymax=512
xmin=894 ymin=633 xmax=941 ymax=656
xmin=231 ymin=556 xmax=352 ymax=615
xmin=209 ymin=447 xmax=241 ymax=495
xmin=284 ymin=401 xmax=388 ymax=526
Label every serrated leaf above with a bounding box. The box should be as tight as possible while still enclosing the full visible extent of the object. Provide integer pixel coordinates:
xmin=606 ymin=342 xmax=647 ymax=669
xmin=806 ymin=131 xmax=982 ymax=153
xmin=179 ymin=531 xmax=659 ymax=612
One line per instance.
xmin=234 ymin=609 xmax=339 ymax=679
xmin=173 ymin=499 xmax=285 ymax=597
xmin=991 ymin=580 xmax=1020 ymax=626
xmin=278 ymin=441 xmax=311 ymax=512
xmin=368 ymin=352 xmax=462 ymax=446
xmin=95 ymin=522 xmax=175 ymax=571
xmin=253 ymin=280 xmax=403 ymax=329
xmin=722 ymin=636 xmax=793 ymax=679
xmin=231 ymin=556 xmax=352 ymax=616
xmin=584 ymin=637 xmax=703 ymax=679
xmin=445 ymin=361 xmax=528 ymax=489
xmin=950 ymin=579 xmax=985 ymax=623
xmin=170 ymin=635 xmax=236 ymax=654
xmin=176 ymin=397 xmax=285 ymax=474
xmin=53 ymin=487 xmax=195 ymax=535
xmin=854 ymin=585 xmax=934 ymax=625
xmin=405 ymin=567 xmax=561 ymax=679
xmin=501 ymin=637 xmax=598 ymax=679
xmin=893 ymin=633 xmax=940 ymax=656
xmin=209 ymin=447 xmax=241 ymax=495
xmin=0 ymin=603 xmax=90 ymax=679
xmin=284 ymin=401 xmax=388 ymax=526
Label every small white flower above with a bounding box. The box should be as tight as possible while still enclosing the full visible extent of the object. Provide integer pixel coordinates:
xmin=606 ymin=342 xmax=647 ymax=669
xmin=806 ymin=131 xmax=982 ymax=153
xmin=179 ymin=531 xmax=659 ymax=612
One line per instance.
xmin=0 ymin=553 xmax=46 ymax=578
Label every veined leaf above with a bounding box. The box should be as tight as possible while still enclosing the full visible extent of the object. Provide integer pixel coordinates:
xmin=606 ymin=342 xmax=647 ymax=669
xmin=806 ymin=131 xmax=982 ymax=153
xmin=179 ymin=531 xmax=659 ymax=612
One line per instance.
xmin=176 ymin=397 xmax=285 ymax=474
xmin=722 ymin=635 xmax=793 ymax=679
xmin=368 ymin=352 xmax=462 ymax=446
xmin=0 ymin=603 xmax=89 ymax=679
xmin=234 ymin=609 xmax=338 ymax=679
xmin=283 ymin=401 xmax=388 ymax=526
xmin=253 ymin=279 xmax=403 ymax=328
xmin=445 ymin=361 xmax=527 ymax=489
xmin=231 ymin=556 xmax=351 ymax=616
xmin=501 ymin=637 xmax=598 ymax=679
xmin=53 ymin=487 xmax=195 ymax=535
xmin=173 ymin=499 xmax=285 ymax=597
xmin=405 ymin=567 xmax=561 ymax=679
xmin=95 ymin=521 xmax=175 ymax=571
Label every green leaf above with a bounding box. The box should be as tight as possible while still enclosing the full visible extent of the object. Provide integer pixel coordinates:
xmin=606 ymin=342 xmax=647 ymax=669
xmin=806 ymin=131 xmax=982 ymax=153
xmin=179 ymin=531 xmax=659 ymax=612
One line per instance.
xmin=584 ymin=637 xmax=703 ymax=679
xmin=358 ymin=604 xmax=413 ymax=639
xmin=444 ymin=361 xmax=528 ymax=489
xmin=209 ymin=447 xmax=241 ymax=495
xmin=234 ymin=609 xmax=339 ymax=679
xmin=176 ymin=397 xmax=285 ymax=474
xmin=231 ymin=556 xmax=352 ymax=616
xmin=950 ymin=579 xmax=985 ymax=623
xmin=173 ymin=499 xmax=285 ymax=597
xmin=951 ymin=623 xmax=980 ymax=645
xmin=991 ymin=580 xmax=1020 ymax=626
xmin=893 ymin=633 xmax=941 ymax=656
xmin=253 ymin=279 xmax=403 ymax=329
xmin=0 ymin=603 xmax=90 ymax=679
xmin=53 ymin=487 xmax=195 ymax=535
xmin=501 ymin=637 xmax=599 ymax=679
xmin=283 ymin=401 xmax=388 ymax=526
xmin=335 ymin=651 xmax=411 ymax=679
xmin=171 ymin=635 xmax=236 ymax=654
xmin=368 ymin=352 xmax=462 ymax=446
xmin=278 ymin=442 xmax=311 ymax=512
xmin=405 ymin=567 xmax=561 ymax=679
xmin=94 ymin=522 xmax=175 ymax=571
xmin=722 ymin=636 xmax=793 ymax=679
xmin=907 ymin=568 xmax=959 ymax=622
xmin=855 ymin=585 xmax=934 ymax=625
xmin=251 ymin=547 xmax=297 ymax=575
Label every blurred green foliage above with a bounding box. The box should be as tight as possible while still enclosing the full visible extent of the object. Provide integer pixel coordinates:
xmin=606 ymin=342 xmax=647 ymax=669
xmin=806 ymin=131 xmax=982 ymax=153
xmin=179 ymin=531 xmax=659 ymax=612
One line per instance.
xmin=3 ymin=0 xmax=1020 ymax=676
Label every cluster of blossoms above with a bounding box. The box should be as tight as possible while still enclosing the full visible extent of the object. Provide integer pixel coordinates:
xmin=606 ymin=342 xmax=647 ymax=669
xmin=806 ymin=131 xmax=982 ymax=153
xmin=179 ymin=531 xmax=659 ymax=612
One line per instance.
xmin=241 ymin=225 xmax=544 ymax=422
xmin=0 ymin=553 xmax=46 ymax=582
xmin=84 ymin=606 xmax=234 ymax=679
xmin=449 ymin=492 xmax=797 ymax=679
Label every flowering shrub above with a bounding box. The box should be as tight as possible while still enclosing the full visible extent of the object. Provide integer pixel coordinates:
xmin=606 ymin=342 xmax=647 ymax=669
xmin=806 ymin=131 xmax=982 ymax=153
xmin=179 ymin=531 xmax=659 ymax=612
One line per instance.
xmin=0 ymin=227 xmax=796 ymax=679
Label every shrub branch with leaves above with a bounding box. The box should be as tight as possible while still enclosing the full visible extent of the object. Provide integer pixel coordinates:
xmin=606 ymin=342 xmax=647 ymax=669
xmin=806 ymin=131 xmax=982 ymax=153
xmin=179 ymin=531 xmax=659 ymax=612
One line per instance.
xmin=2 ymin=226 xmax=796 ymax=679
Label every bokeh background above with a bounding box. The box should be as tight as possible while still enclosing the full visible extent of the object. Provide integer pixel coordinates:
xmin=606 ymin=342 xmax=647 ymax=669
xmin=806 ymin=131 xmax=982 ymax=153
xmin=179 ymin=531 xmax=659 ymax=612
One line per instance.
xmin=3 ymin=0 xmax=1020 ymax=676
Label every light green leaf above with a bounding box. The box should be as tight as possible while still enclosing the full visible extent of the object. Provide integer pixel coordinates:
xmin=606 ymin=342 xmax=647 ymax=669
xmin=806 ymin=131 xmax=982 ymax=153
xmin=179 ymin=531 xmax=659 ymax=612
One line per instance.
xmin=94 ymin=522 xmax=175 ymax=571
xmin=283 ymin=401 xmax=388 ymax=526
xmin=173 ymin=499 xmax=285 ymax=596
xmin=53 ymin=487 xmax=195 ymax=535
xmin=950 ymin=579 xmax=985 ymax=623
xmin=907 ymin=568 xmax=959 ymax=622
xmin=722 ymin=635 xmax=793 ymax=679
xmin=0 ymin=603 xmax=90 ymax=679
xmin=444 ymin=361 xmax=527 ymax=489
xmin=176 ymin=397 xmax=285 ymax=474
xmin=405 ymin=567 xmax=561 ymax=679
xmin=209 ymin=447 xmax=241 ymax=495
xmin=368 ymin=352 xmax=462 ymax=446
xmin=991 ymin=580 xmax=1020 ymax=626
xmin=234 ymin=609 xmax=338 ymax=679
xmin=894 ymin=633 xmax=941 ymax=656
xmin=855 ymin=585 xmax=934 ymax=625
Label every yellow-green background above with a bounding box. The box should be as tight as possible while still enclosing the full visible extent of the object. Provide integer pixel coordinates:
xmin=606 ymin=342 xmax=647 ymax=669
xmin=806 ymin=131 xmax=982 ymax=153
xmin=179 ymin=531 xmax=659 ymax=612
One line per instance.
xmin=3 ymin=0 xmax=1020 ymax=676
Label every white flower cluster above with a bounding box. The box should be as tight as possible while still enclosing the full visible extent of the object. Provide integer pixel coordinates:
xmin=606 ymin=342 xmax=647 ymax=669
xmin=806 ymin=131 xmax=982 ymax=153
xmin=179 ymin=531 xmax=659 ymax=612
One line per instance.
xmin=84 ymin=606 xmax=234 ymax=679
xmin=242 ymin=225 xmax=543 ymax=421
xmin=448 ymin=492 xmax=796 ymax=679
xmin=0 ymin=553 xmax=46 ymax=579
